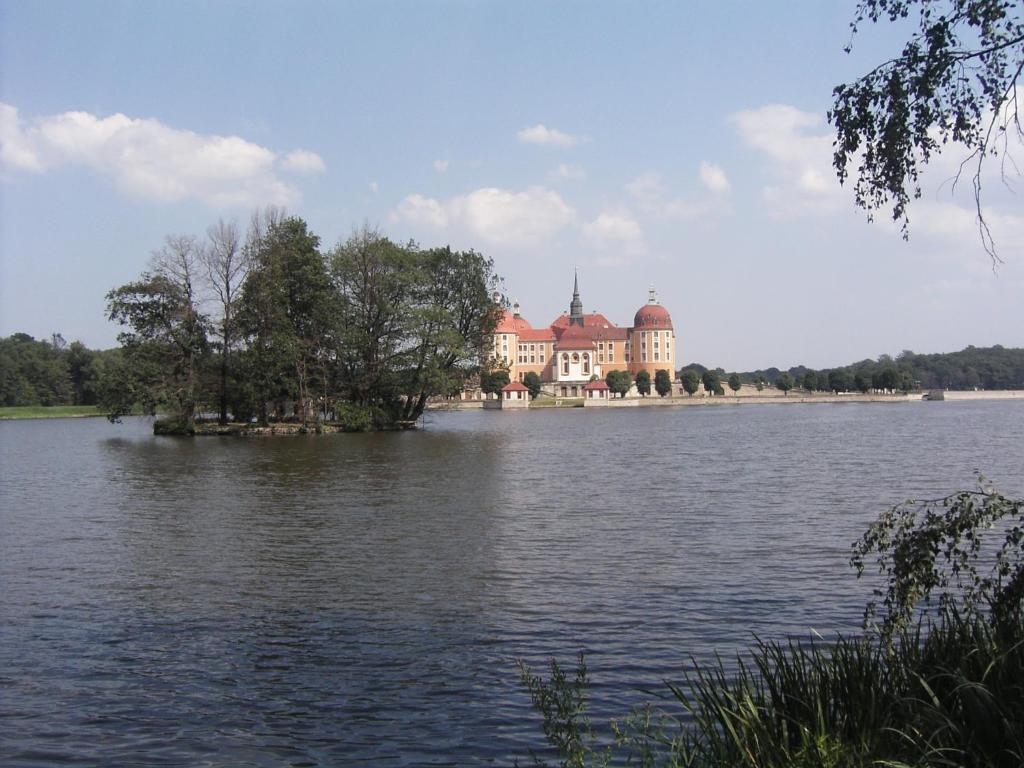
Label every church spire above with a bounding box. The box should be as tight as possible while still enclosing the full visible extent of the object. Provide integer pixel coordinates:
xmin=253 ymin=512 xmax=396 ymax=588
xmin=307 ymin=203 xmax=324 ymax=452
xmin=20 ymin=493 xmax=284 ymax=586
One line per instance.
xmin=569 ymin=270 xmax=584 ymax=326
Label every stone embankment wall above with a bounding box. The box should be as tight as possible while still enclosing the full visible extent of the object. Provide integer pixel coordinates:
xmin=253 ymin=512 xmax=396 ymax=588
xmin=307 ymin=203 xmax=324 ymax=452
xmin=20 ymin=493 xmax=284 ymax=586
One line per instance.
xmin=429 ymin=389 xmax=1024 ymax=411
xmin=941 ymin=390 xmax=1024 ymax=401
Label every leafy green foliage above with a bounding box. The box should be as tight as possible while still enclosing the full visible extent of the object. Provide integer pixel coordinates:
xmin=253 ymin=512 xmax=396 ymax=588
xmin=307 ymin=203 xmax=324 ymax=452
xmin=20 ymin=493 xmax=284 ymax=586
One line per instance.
xmin=828 ymin=368 xmax=850 ymax=393
xmin=776 ymin=372 xmax=793 ymax=395
xmin=654 ymin=369 xmax=673 ymax=397
xmin=680 ymin=369 xmax=700 ymax=397
xmin=691 ymin=346 xmax=1024 ymax=393
xmin=727 ymin=373 xmax=741 ymax=394
xmin=524 ymin=371 xmax=542 ymax=400
xmin=852 ymin=480 xmax=1024 ymax=637
xmin=802 ymin=369 xmax=818 ymax=392
xmin=605 ymin=369 xmax=632 ymax=398
xmin=518 ymin=655 xmax=610 ymax=768
xmin=635 ymin=369 xmax=651 ymax=397
xmin=701 ymin=370 xmax=723 ymax=396
xmin=236 ymin=217 xmax=332 ymax=425
xmin=105 ymin=243 xmax=210 ymax=427
xmin=829 ymin=0 xmax=1023 ymax=261
xmin=480 ymin=368 xmax=511 ymax=396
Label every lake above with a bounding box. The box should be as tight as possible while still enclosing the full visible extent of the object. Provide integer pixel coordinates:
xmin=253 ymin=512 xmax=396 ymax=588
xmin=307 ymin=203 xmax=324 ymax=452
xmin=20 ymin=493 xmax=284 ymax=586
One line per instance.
xmin=1 ymin=401 xmax=1022 ymax=765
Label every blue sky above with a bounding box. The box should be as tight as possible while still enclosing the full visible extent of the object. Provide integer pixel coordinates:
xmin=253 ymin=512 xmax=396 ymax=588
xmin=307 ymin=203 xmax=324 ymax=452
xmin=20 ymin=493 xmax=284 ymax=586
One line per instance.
xmin=2 ymin=1 xmax=1021 ymax=370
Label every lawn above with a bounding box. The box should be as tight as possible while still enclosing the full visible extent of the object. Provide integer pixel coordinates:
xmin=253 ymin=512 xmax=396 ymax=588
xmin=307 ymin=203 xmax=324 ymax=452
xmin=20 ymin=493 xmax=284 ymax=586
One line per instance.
xmin=0 ymin=405 xmax=105 ymax=420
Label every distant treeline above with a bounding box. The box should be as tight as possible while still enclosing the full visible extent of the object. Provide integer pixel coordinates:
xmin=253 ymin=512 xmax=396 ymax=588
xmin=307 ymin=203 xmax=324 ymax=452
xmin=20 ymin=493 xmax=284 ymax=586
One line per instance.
xmin=681 ymin=345 xmax=1024 ymax=393
xmin=0 ymin=333 xmax=121 ymax=407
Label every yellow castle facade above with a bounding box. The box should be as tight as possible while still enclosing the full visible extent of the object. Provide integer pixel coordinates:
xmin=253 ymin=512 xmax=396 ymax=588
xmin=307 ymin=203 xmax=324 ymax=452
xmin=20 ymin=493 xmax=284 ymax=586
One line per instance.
xmin=489 ymin=274 xmax=676 ymax=398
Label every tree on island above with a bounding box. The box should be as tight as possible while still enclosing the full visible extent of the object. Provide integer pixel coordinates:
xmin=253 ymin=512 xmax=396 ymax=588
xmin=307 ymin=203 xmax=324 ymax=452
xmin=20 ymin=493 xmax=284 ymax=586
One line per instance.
xmin=681 ymin=369 xmax=700 ymax=397
xmin=728 ymin=373 xmax=742 ymax=395
xmin=776 ymin=372 xmax=794 ymax=396
xmin=830 ymin=0 xmax=1023 ymax=263
xmin=606 ymin=369 xmax=632 ymax=398
xmin=201 ymin=218 xmax=247 ymax=425
xmin=236 ymin=217 xmax=333 ymax=425
xmin=104 ymin=236 xmax=210 ymax=429
xmin=654 ymin=369 xmax=673 ymax=397
xmin=635 ymin=370 xmax=651 ymax=397
xmin=523 ymin=371 xmax=542 ymax=400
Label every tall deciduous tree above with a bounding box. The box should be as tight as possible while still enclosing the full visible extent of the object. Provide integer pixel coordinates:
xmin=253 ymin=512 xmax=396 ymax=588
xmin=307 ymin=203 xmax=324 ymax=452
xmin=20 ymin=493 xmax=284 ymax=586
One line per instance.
xmin=830 ymin=0 xmax=1023 ymax=262
xmin=201 ymin=219 xmax=245 ymax=424
xmin=105 ymin=236 xmax=209 ymax=427
xmin=330 ymin=229 xmax=501 ymax=422
xmin=237 ymin=217 xmax=332 ymax=424
xmin=728 ymin=373 xmax=742 ymax=394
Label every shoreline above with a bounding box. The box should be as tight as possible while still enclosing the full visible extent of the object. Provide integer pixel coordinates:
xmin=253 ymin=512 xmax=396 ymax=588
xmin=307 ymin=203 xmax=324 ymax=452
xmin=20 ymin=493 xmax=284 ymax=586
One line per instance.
xmin=432 ymin=389 xmax=1024 ymax=411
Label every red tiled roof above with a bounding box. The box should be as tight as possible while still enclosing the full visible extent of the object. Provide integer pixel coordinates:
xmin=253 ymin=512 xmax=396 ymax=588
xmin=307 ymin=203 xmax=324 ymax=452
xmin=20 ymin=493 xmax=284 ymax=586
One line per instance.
xmin=555 ymin=325 xmax=596 ymax=350
xmin=495 ymin=310 xmax=533 ymax=333
xmin=583 ymin=379 xmax=610 ymax=390
xmin=518 ymin=328 xmax=557 ymax=342
xmin=551 ymin=312 xmax=615 ymax=329
xmin=502 ymin=381 xmax=529 ymax=391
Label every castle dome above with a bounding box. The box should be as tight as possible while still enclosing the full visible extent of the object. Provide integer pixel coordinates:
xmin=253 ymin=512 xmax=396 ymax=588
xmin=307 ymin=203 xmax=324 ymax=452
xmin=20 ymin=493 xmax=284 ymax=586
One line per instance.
xmin=495 ymin=309 xmax=533 ymax=333
xmin=633 ymin=288 xmax=672 ymax=330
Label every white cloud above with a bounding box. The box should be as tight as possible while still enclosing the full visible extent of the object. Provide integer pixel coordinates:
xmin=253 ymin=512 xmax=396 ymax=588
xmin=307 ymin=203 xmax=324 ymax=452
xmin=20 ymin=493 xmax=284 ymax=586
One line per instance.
xmin=433 ymin=159 xmax=449 ymax=173
xmin=281 ymin=149 xmax=326 ymax=174
xmin=625 ymin=169 xmax=729 ymax=220
xmin=369 ymin=180 xmax=379 ymax=194
xmin=391 ymin=185 xmax=575 ymax=247
xmin=0 ymin=102 xmax=322 ymax=206
xmin=516 ymin=123 xmax=580 ymax=147
xmin=393 ymin=193 xmax=449 ymax=229
xmin=550 ymin=163 xmax=586 ymax=181
xmin=582 ymin=210 xmax=645 ymax=257
xmin=699 ymin=161 xmax=730 ymax=193
xmin=731 ymin=104 xmax=846 ymax=218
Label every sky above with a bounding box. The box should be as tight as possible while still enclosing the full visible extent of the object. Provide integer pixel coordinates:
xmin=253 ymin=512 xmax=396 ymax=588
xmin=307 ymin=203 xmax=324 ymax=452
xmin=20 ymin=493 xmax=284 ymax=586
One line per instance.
xmin=1 ymin=1 xmax=1021 ymax=371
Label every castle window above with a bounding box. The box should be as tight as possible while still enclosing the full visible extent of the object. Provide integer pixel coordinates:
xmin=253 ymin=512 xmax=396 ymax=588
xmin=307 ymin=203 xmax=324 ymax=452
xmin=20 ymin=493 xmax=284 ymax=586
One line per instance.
xmin=530 ymin=355 xmax=535 ymax=363
xmin=582 ymin=354 xmax=590 ymax=375
xmin=572 ymin=353 xmax=580 ymax=363
xmin=608 ymin=347 xmax=614 ymax=362
xmin=654 ymin=352 xmax=660 ymax=361
xmin=539 ymin=353 xmax=545 ymax=363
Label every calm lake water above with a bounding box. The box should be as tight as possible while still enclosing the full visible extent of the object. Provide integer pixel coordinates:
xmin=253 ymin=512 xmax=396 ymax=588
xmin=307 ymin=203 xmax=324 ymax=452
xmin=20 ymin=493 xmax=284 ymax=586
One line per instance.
xmin=2 ymin=401 xmax=1023 ymax=765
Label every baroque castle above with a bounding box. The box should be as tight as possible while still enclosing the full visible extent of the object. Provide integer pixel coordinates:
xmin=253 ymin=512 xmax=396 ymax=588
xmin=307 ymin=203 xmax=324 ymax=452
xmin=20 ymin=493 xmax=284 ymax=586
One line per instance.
xmin=489 ymin=274 xmax=676 ymax=398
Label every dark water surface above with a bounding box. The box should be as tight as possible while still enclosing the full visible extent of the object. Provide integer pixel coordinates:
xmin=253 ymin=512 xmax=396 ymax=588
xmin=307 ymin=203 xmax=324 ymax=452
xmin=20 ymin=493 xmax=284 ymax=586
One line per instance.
xmin=2 ymin=402 xmax=1023 ymax=765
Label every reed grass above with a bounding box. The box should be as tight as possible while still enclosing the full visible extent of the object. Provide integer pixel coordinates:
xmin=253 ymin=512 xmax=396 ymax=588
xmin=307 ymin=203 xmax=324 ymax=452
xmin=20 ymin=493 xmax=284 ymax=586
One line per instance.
xmin=521 ymin=610 xmax=1023 ymax=767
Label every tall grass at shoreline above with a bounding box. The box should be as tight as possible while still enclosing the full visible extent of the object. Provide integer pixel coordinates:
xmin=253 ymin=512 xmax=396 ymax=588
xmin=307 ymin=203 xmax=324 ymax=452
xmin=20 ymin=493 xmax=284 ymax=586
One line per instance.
xmin=520 ymin=484 xmax=1024 ymax=767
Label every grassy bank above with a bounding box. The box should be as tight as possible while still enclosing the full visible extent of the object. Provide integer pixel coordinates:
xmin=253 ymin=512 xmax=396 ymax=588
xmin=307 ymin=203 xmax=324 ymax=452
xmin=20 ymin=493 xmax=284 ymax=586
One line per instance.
xmin=0 ymin=405 xmax=104 ymax=420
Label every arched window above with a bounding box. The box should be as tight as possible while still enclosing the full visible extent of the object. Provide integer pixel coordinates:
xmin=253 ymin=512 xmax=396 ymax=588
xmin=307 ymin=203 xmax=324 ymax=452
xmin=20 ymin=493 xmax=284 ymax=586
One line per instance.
xmin=561 ymin=353 xmax=569 ymax=375
xmin=572 ymin=353 xmax=580 ymax=363
xmin=582 ymin=353 xmax=590 ymax=374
